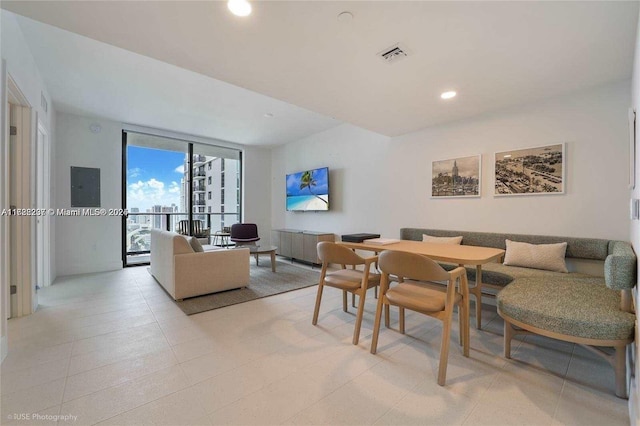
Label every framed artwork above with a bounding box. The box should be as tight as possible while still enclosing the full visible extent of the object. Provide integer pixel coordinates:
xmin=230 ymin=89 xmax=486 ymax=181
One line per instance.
xmin=431 ymin=155 xmax=481 ymax=198
xmin=494 ymin=143 xmax=565 ymax=196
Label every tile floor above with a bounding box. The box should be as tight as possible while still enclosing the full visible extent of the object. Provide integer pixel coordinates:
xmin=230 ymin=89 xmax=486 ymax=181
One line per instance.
xmin=0 ymin=262 xmax=631 ymax=425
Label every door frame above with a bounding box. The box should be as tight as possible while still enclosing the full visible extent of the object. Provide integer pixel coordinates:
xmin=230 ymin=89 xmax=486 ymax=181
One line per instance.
xmin=36 ymin=115 xmax=50 ymax=289
xmin=7 ymin=73 xmax=34 ymax=317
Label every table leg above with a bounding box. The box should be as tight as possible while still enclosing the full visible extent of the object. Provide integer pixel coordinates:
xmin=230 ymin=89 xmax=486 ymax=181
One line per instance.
xmin=271 ymin=251 xmax=276 ymax=272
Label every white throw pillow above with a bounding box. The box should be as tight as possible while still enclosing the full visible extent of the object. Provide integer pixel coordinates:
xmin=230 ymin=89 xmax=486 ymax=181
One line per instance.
xmin=503 ymin=239 xmax=568 ymax=273
xmin=422 ymin=234 xmax=463 ymax=245
xmin=188 ymin=236 xmax=205 ymax=253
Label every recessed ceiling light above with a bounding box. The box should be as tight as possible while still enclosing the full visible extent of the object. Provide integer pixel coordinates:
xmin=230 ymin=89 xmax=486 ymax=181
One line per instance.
xmin=228 ymin=0 xmax=252 ymax=17
xmin=441 ymin=91 xmax=457 ymax=100
xmin=337 ymin=11 xmax=354 ymax=22
xmin=264 ymin=113 xmax=274 ymax=118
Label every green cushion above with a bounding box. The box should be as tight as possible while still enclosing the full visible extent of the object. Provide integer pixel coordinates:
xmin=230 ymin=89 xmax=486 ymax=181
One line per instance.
xmin=439 ymin=262 xmax=591 ymax=288
xmin=401 ymin=228 xmax=610 ymax=260
xmin=605 ymin=241 xmax=637 ymax=290
xmin=497 ymin=277 xmax=634 ymax=341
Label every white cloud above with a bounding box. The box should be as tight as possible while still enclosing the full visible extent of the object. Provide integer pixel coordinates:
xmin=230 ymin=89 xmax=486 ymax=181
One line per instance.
xmin=168 ymin=181 xmax=180 ymax=194
xmin=128 ymin=167 xmax=143 ymax=178
xmin=128 ymin=178 xmax=180 ymax=211
xmin=174 ymin=165 xmax=184 ymax=174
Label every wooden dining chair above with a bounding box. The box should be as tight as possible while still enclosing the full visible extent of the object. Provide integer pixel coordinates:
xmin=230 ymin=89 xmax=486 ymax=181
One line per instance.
xmin=371 ymin=250 xmax=470 ymax=386
xmin=314 ymin=242 xmax=380 ymax=345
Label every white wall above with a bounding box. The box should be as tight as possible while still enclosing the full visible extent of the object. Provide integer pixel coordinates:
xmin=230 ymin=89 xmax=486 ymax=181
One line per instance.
xmin=54 ymin=112 xmax=273 ymax=275
xmin=54 ymin=112 xmax=122 ymax=275
xmin=628 ymin=5 xmax=640 ymax=422
xmin=273 ymin=81 xmax=631 ymax=241
xmin=1 ymin=10 xmax=55 ymax=360
xmin=271 ymin=125 xmax=391 ymax=236
xmin=243 ymin=146 xmax=273 ymax=244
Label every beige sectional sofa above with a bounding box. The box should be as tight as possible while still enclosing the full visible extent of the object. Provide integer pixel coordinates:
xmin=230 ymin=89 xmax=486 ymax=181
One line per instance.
xmin=150 ymin=229 xmax=250 ymax=300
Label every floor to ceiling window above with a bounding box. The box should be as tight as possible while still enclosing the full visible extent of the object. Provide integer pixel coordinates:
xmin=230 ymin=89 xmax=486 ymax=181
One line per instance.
xmin=122 ymin=131 xmax=242 ymax=266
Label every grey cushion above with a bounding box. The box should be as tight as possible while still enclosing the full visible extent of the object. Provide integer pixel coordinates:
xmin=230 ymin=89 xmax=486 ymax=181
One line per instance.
xmin=188 ymin=236 xmax=204 ymax=253
xmin=400 ymin=228 xmax=609 ymax=260
xmin=605 ymin=241 xmax=637 ymax=290
xmin=439 ymin=262 xmax=592 ymax=288
xmin=497 ymin=277 xmax=635 ymax=341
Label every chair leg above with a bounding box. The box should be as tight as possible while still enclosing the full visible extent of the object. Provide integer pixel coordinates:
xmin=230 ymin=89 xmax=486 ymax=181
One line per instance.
xmin=343 ymin=291 xmax=348 ymax=312
xmin=437 ymin=310 xmax=454 ymax=386
xmin=352 ymin=290 xmax=367 ymax=345
xmin=399 ymin=307 xmax=405 ymax=334
xmin=458 ymin=303 xmax=463 ymax=346
xmin=371 ymin=298 xmax=385 ymax=354
xmin=375 ymin=285 xmax=378 ymax=299
xmin=312 ymin=283 xmax=324 ymax=325
xmin=461 ymin=301 xmax=469 ymax=357
xmin=504 ymin=319 xmax=514 ymax=359
xmin=352 ymin=292 xmax=356 ymax=308
xmin=614 ymin=345 xmax=628 ymax=399
xmin=384 ymin=304 xmax=390 ymax=328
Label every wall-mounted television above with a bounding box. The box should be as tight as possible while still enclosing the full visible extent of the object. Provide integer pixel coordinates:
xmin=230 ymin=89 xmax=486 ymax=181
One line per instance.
xmin=286 ymin=167 xmax=329 ymax=212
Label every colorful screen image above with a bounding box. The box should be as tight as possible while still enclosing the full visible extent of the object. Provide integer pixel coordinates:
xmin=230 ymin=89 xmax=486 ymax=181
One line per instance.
xmin=286 ymin=167 xmax=329 ymax=211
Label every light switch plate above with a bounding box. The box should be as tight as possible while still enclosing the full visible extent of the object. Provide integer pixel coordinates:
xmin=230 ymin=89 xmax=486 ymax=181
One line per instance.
xmin=631 ymin=198 xmax=640 ymax=220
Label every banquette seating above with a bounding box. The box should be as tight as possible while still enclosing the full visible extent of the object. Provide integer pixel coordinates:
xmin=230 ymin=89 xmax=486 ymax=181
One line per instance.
xmin=400 ymin=227 xmax=636 ymax=398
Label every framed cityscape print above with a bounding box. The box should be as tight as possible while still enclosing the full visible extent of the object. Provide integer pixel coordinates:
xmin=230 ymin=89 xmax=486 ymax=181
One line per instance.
xmin=431 ymin=155 xmax=481 ymax=198
xmin=494 ymin=143 xmax=565 ymax=196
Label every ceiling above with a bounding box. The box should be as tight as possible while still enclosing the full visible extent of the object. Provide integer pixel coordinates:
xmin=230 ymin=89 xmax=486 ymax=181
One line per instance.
xmin=3 ymin=1 xmax=639 ymax=140
xmin=6 ymin=12 xmax=339 ymax=146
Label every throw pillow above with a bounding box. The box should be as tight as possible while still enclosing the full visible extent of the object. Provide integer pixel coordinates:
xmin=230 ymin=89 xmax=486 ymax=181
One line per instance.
xmin=188 ymin=236 xmax=205 ymax=253
xmin=503 ymin=239 xmax=568 ymax=273
xmin=422 ymin=234 xmax=463 ymax=245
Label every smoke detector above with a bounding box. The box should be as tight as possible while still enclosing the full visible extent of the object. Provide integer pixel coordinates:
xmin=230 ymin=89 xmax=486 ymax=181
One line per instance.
xmin=377 ymin=43 xmax=410 ymax=64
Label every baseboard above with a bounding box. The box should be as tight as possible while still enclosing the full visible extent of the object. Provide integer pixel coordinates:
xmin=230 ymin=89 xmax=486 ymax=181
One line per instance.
xmin=1 ymin=335 xmax=7 ymax=364
xmin=57 ymin=261 xmax=122 ymax=277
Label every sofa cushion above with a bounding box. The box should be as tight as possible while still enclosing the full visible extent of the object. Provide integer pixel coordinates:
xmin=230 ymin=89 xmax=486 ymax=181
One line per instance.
xmin=439 ymin=262 xmax=592 ymax=288
xmin=605 ymin=241 xmax=637 ymax=290
xmin=188 ymin=236 xmax=204 ymax=253
xmin=503 ymin=240 xmax=568 ymax=273
xmin=497 ymin=277 xmax=635 ymax=341
xmin=423 ymin=234 xmax=463 ymax=245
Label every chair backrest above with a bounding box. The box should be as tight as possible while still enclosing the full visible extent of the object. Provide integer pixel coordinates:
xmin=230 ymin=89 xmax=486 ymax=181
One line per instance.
xmin=230 ymin=223 xmax=260 ymax=241
xmin=317 ymin=241 xmax=366 ymax=266
xmin=193 ymin=220 xmax=206 ymax=235
xmin=378 ymin=250 xmax=450 ymax=282
xmin=177 ymin=220 xmax=189 ymax=235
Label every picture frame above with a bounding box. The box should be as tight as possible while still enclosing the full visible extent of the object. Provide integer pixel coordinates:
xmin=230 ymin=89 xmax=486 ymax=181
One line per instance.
xmin=494 ymin=143 xmax=565 ymax=196
xmin=431 ymin=154 xmax=481 ymax=198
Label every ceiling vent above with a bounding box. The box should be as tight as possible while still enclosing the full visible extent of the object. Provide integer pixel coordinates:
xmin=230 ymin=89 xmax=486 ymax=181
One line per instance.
xmin=378 ymin=43 xmax=410 ymax=64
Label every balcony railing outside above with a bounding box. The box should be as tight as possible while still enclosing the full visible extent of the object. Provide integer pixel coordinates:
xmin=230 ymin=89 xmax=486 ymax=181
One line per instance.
xmin=125 ymin=212 xmax=241 ymax=265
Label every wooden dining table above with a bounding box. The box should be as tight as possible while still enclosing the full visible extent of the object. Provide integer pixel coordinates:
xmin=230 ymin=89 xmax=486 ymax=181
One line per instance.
xmin=338 ymin=239 xmax=505 ymax=329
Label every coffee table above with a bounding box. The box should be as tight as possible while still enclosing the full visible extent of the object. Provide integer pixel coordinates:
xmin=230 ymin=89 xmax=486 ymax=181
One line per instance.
xmin=211 ymin=231 xmax=231 ymax=247
xmin=248 ymin=245 xmax=278 ymax=272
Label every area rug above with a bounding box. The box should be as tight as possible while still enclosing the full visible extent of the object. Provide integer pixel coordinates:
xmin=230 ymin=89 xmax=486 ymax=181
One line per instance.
xmin=171 ymin=259 xmax=320 ymax=315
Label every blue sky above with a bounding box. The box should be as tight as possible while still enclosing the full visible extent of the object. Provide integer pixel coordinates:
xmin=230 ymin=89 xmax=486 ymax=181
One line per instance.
xmin=286 ymin=167 xmax=329 ymax=196
xmin=127 ymin=146 xmax=185 ymax=211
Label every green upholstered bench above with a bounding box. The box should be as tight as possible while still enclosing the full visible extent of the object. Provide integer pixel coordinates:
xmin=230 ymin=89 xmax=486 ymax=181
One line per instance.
xmin=400 ymin=228 xmax=636 ymax=398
